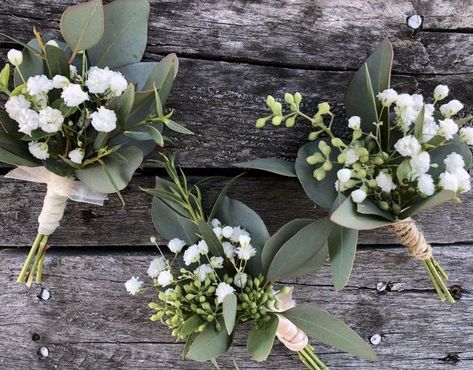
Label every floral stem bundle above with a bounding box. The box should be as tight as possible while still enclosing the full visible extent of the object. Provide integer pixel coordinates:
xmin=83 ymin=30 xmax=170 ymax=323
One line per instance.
xmin=0 ymin=0 xmax=191 ymax=285
xmin=126 ymin=155 xmax=377 ymax=369
xmin=239 ymin=41 xmax=472 ymax=303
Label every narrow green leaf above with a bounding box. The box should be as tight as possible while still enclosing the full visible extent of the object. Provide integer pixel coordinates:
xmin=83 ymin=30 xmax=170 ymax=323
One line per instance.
xmin=222 ymin=293 xmax=237 ymax=335
xmin=330 ymin=197 xmax=393 ymax=230
xmin=0 ymin=64 xmax=10 ymax=88
xmin=261 ymin=219 xmax=314 ymax=275
xmin=146 ymin=125 xmax=164 ymax=146
xmin=180 ymin=314 xmax=205 ymax=338
xmin=400 ymin=189 xmax=457 ymax=218
xmin=395 ymin=159 xmax=412 ymax=185
xmin=164 ymin=119 xmax=194 ymax=135
xmin=99 ymin=160 xmax=125 ymax=205
xmin=198 ymin=220 xmax=225 ymax=257
xmin=60 ymin=0 xmax=104 ymax=59
xmin=14 ymin=40 xmax=45 ymax=87
xmin=356 ymin=199 xmax=395 ymax=221
xmin=267 ymin=219 xmax=333 ymax=281
xmin=208 ymin=173 xmax=245 ymax=220
xmin=107 ymin=83 xmax=135 ymax=128
xmin=186 ymin=319 xmax=231 ymax=362
xmin=88 ymin=0 xmax=149 ymax=68
xmin=0 ymin=109 xmax=22 ymax=139
xmin=413 ymin=105 xmax=425 ymax=141
xmin=45 ymin=44 xmax=69 ymax=78
xmin=0 ymin=147 xmax=39 ymax=167
xmin=235 ymin=158 xmax=296 ymax=177
xmin=283 ymin=306 xmax=377 ymax=361
xmin=327 ymin=222 xmax=358 ymax=290
xmin=247 ymin=315 xmax=278 ymax=362
xmin=123 ymin=130 xmax=150 ymax=141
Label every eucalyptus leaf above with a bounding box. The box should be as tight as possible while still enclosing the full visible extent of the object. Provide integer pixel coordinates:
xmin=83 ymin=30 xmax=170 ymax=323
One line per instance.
xmin=45 ymin=44 xmax=69 ymax=78
xmin=60 ymin=0 xmax=104 ymax=59
xmin=0 ymin=147 xmax=39 ymax=167
xmin=44 ymin=159 xmax=76 ymax=177
xmin=429 ymin=137 xmax=472 ymax=178
xmin=330 ymin=196 xmax=394 ymax=230
xmin=282 ymin=305 xmax=377 ymax=361
xmin=222 ymin=293 xmax=237 ymax=335
xmin=216 ymin=196 xmax=269 ymax=276
xmin=146 ymin=125 xmax=164 ymax=146
xmin=185 ymin=319 xmax=231 ymax=362
xmin=0 ymin=109 xmax=22 ymax=139
xmin=14 ymin=40 xmax=45 ymax=87
xmin=247 ymin=315 xmax=278 ymax=362
xmin=235 ymin=158 xmax=297 ymax=177
xmin=88 ymin=0 xmax=149 ymax=68
xmin=179 ymin=314 xmax=205 ymax=338
xmin=261 ymin=219 xmax=314 ymax=275
xmin=164 ymin=119 xmax=194 ymax=135
xmin=0 ymin=64 xmax=10 ymax=89
xmin=76 ymin=145 xmax=142 ymax=193
xmin=123 ymin=130 xmax=151 ymax=141
xmin=208 ymin=173 xmax=245 ymax=221
xmin=400 ymin=190 xmax=457 ymax=219
xmin=267 ymin=219 xmax=332 ymax=282
xmin=327 ymin=222 xmax=358 ymax=290
xmin=356 ymin=199 xmax=395 ymax=221
xmin=395 ymin=159 xmax=412 ymax=185
xmin=107 ymin=83 xmax=135 ymax=128
xmin=295 ymin=140 xmax=341 ymax=210
xmin=198 ymin=220 xmax=224 ymax=257
xmin=413 ymin=105 xmax=425 ymax=141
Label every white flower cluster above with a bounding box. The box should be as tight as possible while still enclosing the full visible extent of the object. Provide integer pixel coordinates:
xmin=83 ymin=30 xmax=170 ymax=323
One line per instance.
xmin=125 ymin=220 xmax=256 ymax=305
xmin=5 ymin=49 xmax=128 ymax=163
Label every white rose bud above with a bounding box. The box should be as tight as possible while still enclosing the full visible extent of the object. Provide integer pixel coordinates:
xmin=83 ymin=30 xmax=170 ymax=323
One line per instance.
xmin=7 ymin=49 xmax=23 ymax=67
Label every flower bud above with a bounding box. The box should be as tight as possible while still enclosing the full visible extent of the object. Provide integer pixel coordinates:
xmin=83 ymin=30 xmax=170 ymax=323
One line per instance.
xmin=356 ymin=169 xmax=367 ymax=178
xmin=206 ymin=315 xmax=214 ymax=322
xmin=272 ymin=116 xmax=282 ymax=126
xmin=306 ymin=152 xmax=324 ymax=165
xmin=352 ymin=129 xmax=362 ymax=140
xmin=392 ymin=203 xmax=401 ymax=215
xmin=360 ymin=155 xmax=369 ymax=163
xmin=318 ymin=141 xmax=331 ymax=156
xmin=198 ymin=324 xmax=207 ymax=332
xmin=313 ymin=167 xmax=326 ymax=181
xmin=193 ymin=280 xmax=201 ymax=288
xmin=7 ymin=49 xmax=23 ymax=67
xmin=284 ymin=93 xmax=294 ymax=104
xmin=150 ymin=311 xmax=164 ymax=321
xmin=356 ymin=147 xmax=369 ymax=157
xmin=317 ymin=102 xmax=331 ymax=115
xmin=308 ymin=131 xmax=320 ymax=141
xmin=256 ymin=117 xmax=268 ymax=128
xmin=171 ymin=329 xmax=179 ymax=337
xmin=322 ymin=160 xmax=333 ymax=171
xmin=337 ymin=152 xmax=346 ymax=164
xmin=272 ymin=101 xmax=283 ymax=116
xmin=379 ymin=201 xmax=389 ymax=211
xmin=285 ymin=116 xmax=296 ymax=127
xmin=433 ymin=85 xmax=449 ymax=101
xmin=372 ymin=156 xmax=384 ymax=165
xmin=148 ymin=302 xmax=160 ymax=309
xmin=266 ymin=95 xmax=275 ymax=107
xmin=199 ymin=296 xmax=206 ymax=303
xmin=331 ymin=138 xmax=345 ymax=148
xmin=150 ymin=236 xmax=157 ymax=244
xmin=294 ymin=92 xmax=302 ymax=105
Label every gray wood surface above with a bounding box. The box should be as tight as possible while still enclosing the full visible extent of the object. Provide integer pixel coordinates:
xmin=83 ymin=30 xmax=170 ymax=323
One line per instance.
xmin=0 ymin=0 xmax=472 ymax=369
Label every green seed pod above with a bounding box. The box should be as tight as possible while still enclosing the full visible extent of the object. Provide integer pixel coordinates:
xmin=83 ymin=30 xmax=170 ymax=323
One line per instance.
xmin=191 ymin=303 xmax=197 ymax=311
xmin=272 ymin=116 xmax=282 ymax=126
xmin=250 ymin=302 xmax=257 ymax=309
xmin=150 ymin=312 xmax=164 ymax=321
xmin=294 ymin=92 xmax=302 ymax=105
xmin=247 ymin=278 xmax=254 ymax=288
xmin=367 ymin=140 xmax=377 ymax=152
xmin=392 ymin=203 xmax=401 ymax=215
xmin=344 ymin=179 xmax=358 ymax=189
xmin=254 ymin=313 xmax=261 ymax=320
xmin=318 ymin=140 xmax=331 ymax=157
xmin=215 ymin=322 xmax=222 ymax=332
xmin=317 ymin=102 xmax=331 ymax=115
xmin=206 ymin=315 xmax=214 ymax=322
xmin=284 ymin=93 xmax=294 ymax=104
xmin=313 ymin=167 xmax=326 ymax=181
xmin=372 ymin=156 xmax=384 ymax=165
xmin=196 ymin=308 xmax=206 ymax=315
xmin=199 ymin=296 xmax=206 ymax=303
xmin=207 ymin=286 xmax=216 ymax=294
xmin=306 ymin=152 xmax=325 ymax=165
xmin=289 ymin=102 xmax=297 ymax=112
xmin=194 ymin=280 xmax=201 ymax=288
xmin=356 ymin=169 xmax=367 ymax=178
xmin=337 ymin=152 xmax=347 ymax=164
xmin=171 ymin=329 xmax=179 ymax=337
xmin=254 ymin=277 xmax=260 ymax=288
xmin=360 ymin=155 xmax=369 ymax=163
xmin=273 ymin=101 xmax=283 ymax=116
xmin=256 ymin=117 xmax=268 ymax=128
xmin=202 ymin=302 xmax=211 ymax=311
xmin=263 ymin=315 xmax=272 ymax=322
xmin=183 ymin=284 xmax=192 ymax=293
xmin=382 ymin=151 xmax=389 ymax=160
xmin=251 ymin=308 xmax=258 ymax=315
xmin=204 ymin=278 xmax=211 ymax=287
xmin=356 ymin=147 xmax=369 ymax=157
xmin=158 ymin=292 xmax=166 ymax=301
xmin=241 ymin=293 xmax=250 ymax=303
xmin=379 ymin=201 xmax=390 ymax=211
xmin=367 ymin=179 xmax=377 ymax=188
xmin=198 ymin=323 xmax=207 ymax=332
xmin=322 ymin=160 xmax=333 ymax=171
xmin=148 ymin=302 xmax=160 ymax=309
xmin=308 ymin=131 xmax=320 ymax=141
xmin=285 ymin=116 xmax=296 ymax=128
xmin=242 ymin=302 xmax=249 ymax=309
xmin=266 ymin=95 xmax=275 ymax=107
xmin=331 ymin=138 xmax=345 ymax=148
xmin=244 ymin=286 xmax=251 ymax=293
xmin=174 ymin=301 xmax=181 ymax=309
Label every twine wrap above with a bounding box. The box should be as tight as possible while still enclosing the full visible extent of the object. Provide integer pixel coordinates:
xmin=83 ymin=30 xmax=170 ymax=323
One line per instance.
xmin=390 ymin=217 xmax=432 ymax=260
xmin=5 ymin=166 xmax=107 ymax=235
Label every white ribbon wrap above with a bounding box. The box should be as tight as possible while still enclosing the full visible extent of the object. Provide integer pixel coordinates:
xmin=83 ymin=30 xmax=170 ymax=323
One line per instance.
xmin=5 ymin=166 xmax=107 ymax=235
xmin=272 ymin=287 xmax=309 ymax=352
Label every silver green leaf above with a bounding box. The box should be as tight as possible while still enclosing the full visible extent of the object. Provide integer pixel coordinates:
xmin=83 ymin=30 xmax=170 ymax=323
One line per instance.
xmin=185 ymin=319 xmax=231 ymax=362
xmin=235 ymin=158 xmax=297 ymax=177
xmin=222 ymin=293 xmax=237 ymax=335
xmin=247 ymin=315 xmax=278 ymax=362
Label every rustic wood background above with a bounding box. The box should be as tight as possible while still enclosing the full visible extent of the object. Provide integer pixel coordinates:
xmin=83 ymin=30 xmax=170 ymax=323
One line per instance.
xmin=1 ymin=1 xmax=473 ymax=369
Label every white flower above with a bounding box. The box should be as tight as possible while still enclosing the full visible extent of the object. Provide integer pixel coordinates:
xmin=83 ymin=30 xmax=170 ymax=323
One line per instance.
xmin=440 ymin=100 xmax=463 ymax=117
xmin=394 ymin=135 xmax=421 ymax=157
xmin=46 ymin=40 xmax=60 ymax=47
xmin=411 ymin=94 xmax=424 ymax=111
xmin=377 ymin=88 xmax=398 ymax=107
xmin=16 ymin=109 xmax=40 ymax=135
xmin=460 ymin=127 xmax=473 ymax=145
xmin=234 ymin=272 xmax=248 ymax=288
xmin=147 ymin=257 xmax=166 ymax=278
xmin=5 ymin=95 xmax=30 ymax=120
xmin=167 ymin=238 xmax=186 ymax=254
xmin=197 ymin=240 xmax=208 ymax=254
xmin=215 ymin=282 xmax=235 ymax=304
xmin=348 ymin=116 xmax=360 ymax=130
xmin=183 ymin=244 xmax=201 ymax=266
xmin=157 ymin=270 xmax=173 ymax=287
xmin=52 ymin=75 xmax=70 ymax=89
xmin=439 ymin=171 xmax=459 ymax=192
xmin=211 ymin=218 xmax=221 ymax=228
xmin=454 ymin=168 xmax=471 ymax=193
xmin=344 ymin=148 xmax=359 ymax=166
xmin=210 ymin=256 xmax=224 ymax=269
xmin=239 ymin=234 xmax=251 ymax=248
xmin=337 ymin=168 xmax=351 ymax=183
xmin=68 ymin=148 xmax=85 ymax=164
xmin=90 ymin=107 xmax=117 ymax=132
xmin=213 ymin=227 xmax=222 ymax=240
xmin=334 ymin=180 xmax=346 ymax=192
xmin=26 ymin=75 xmax=53 ymax=96
xmin=444 ymin=152 xmax=465 ymax=172
xmin=351 ymin=189 xmax=367 ymax=203
xmin=69 ymin=65 xmax=78 ymax=77
xmin=109 ymin=71 xmax=128 ymax=97
xmin=434 ymin=85 xmax=449 ymax=101
xmin=28 ymin=141 xmax=49 ymax=160
xmin=125 ymin=276 xmax=143 ymax=295
xmin=418 ymin=174 xmax=435 ymax=196
xmin=86 ymin=66 xmax=112 ymax=94
xmin=422 ymin=121 xmax=439 ymax=143
xmin=410 ymin=151 xmax=430 ymax=176
xmin=38 ymin=107 xmax=64 ymax=133
xmin=7 ymin=49 xmax=23 ymax=66
xmin=230 ymin=226 xmax=250 ymax=243
xmin=62 ymin=84 xmax=89 ymax=107
xmin=34 ymin=93 xmax=48 ymax=109
xmin=438 ymin=118 xmax=458 ymax=140
xmin=395 ymin=93 xmax=414 ymax=109
xmin=222 ymin=241 xmax=235 ymax=259
xmin=194 ymin=264 xmax=213 ymax=281
xmin=235 ymin=244 xmax=257 ymax=261
xmin=376 ymin=172 xmax=396 ymax=192
xmin=222 ymin=226 xmax=234 ymax=239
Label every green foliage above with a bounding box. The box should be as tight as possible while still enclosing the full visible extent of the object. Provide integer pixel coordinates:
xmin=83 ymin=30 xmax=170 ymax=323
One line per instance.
xmin=247 ymin=315 xmax=278 ymax=362
xmin=185 ymin=319 xmax=232 ymax=362
xmin=44 ymin=44 xmax=69 ymax=78
xmin=222 ymin=293 xmax=237 ymax=335
xmin=235 ymin=158 xmax=297 ymax=177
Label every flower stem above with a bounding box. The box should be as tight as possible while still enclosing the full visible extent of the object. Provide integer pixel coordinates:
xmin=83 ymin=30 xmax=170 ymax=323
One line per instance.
xmin=422 ymin=257 xmax=455 ymax=304
xmin=298 ymin=346 xmax=329 ymax=370
xmin=26 ymin=235 xmax=49 ymax=287
xmin=17 ymin=233 xmax=43 ymax=283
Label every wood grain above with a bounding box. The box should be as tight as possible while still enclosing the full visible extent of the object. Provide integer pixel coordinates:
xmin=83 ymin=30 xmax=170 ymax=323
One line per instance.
xmin=0 ymin=246 xmax=472 ymax=369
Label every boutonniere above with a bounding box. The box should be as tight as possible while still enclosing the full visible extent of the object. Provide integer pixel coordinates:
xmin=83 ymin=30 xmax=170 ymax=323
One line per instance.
xmin=0 ymin=0 xmax=191 ymax=285
xmin=126 ymin=155 xmax=376 ymax=369
xmin=240 ymin=41 xmax=472 ymax=303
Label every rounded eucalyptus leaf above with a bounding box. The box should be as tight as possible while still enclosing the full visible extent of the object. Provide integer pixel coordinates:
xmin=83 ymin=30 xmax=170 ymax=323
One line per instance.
xmin=247 ymin=315 xmax=278 ymax=362
xmin=185 ymin=319 xmax=231 ymax=362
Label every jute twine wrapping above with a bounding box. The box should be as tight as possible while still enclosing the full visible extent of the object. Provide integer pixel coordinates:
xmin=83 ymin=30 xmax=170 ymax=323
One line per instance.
xmin=389 ymin=217 xmax=432 ymax=260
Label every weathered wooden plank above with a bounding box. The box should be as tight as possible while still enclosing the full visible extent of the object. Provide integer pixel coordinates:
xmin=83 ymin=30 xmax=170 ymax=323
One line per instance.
xmin=0 ymin=175 xmax=472 ymax=247
xmin=1 ymin=0 xmax=473 ymax=74
xmin=0 ymin=54 xmax=471 ymax=168
xmin=0 ymin=246 xmax=472 ymax=369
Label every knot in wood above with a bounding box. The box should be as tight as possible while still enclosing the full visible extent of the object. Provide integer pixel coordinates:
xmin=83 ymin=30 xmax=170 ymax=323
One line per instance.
xmin=390 ymin=217 xmax=432 ymax=260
